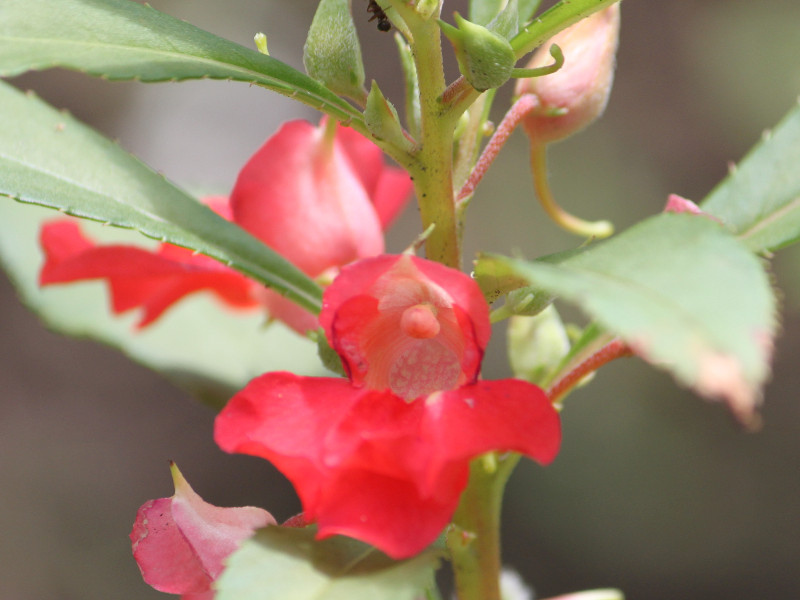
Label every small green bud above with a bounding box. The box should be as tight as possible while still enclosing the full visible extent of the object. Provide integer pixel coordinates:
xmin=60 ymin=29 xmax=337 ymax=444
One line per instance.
xmin=364 ymin=81 xmax=414 ymax=151
xmin=253 ymin=32 xmax=268 ymax=55
xmin=439 ymin=13 xmax=517 ymax=92
xmin=507 ymin=305 xmax=570 ymax=385
xmin=303 ymin=0 xmax=366 ymax=102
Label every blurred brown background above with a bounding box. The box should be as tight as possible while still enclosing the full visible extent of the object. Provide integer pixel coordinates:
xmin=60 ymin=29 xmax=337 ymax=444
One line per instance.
xmin=2 ymin=1 xmax=799 ymax=598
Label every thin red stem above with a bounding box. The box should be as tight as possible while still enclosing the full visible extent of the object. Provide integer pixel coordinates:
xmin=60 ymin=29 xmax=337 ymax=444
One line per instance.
xmin=547 ymin=339 xmax=633 ymax=403
xmin=456 ymin=94 xmax=540 ymax=203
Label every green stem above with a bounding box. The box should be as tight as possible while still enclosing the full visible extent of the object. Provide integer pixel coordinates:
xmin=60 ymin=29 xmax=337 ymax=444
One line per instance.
xmin=447 ymin=453 xmax=520 ymax=600
xmin=405 ymin=15 xmax=461 ymax=268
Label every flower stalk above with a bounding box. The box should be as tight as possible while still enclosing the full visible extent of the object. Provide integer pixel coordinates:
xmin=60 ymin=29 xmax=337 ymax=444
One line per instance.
xmin=448 ymin=454 xmax=521 ymax=600
xmin=529 ymin=143 xmax=614 ymax=239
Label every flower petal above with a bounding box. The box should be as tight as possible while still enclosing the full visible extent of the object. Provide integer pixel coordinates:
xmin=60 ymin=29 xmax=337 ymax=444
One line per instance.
xmin=311 ymin=468 xmax=459 ymax=559
xmin=169 ymin=464 xmax=275 ymax=580
xmin=131 ymin=497 xmax=211 ymax=594
xmin=419 ymin=380 xmax=561 ymax=492
xmin=214 ymin=371 xmax=560 ymax=559
xmin=39 ymin=219 xmax=258 ymax=327
xmin=214 ymin=372 xmax=366 ymax=511
xmin=320 ymin=255 xmax=490 ymax=397
xmin=230 ymin=119 xmax=385 ymax=278
xmin=130 ymin=464 xmax=273 ymax=595
xmin=335 ymin=124 xmax=414 ymax=229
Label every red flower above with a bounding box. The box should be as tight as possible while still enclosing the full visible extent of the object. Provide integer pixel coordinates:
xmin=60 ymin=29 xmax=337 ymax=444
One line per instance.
xmin=130 ymin=462 xmax=274 ymax=599
xmin=215 ymin=255 xmax=561 ymax=558
xmin=39 ymin=119 xmax=413 ymax=332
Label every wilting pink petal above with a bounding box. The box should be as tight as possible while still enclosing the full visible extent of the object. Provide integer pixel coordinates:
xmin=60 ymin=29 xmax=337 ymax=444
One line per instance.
xmin=320 ymin=255 xmax=490 ymax=398
xmin=215 ymin=370 xmax=559 ymax=558
xmin=130 ymin=463 xmax=274 ymax=596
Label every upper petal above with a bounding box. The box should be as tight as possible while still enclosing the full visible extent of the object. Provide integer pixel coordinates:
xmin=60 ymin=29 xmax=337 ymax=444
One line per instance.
xmin=230 ymin=119 xmax=385 ymax=278
xmin=320 ymin=255 xmax=490 ymax=397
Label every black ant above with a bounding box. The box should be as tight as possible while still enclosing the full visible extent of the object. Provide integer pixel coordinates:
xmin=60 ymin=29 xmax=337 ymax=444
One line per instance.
xmin=366 ymin=0 xmax=391 ymax=32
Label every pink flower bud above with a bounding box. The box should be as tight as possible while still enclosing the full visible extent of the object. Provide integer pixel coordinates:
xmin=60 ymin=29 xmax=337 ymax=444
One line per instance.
xmin=515 ymin=5 xmax=620 ymax=144
xmin=130 ymin=463 xmax=274 ymax=598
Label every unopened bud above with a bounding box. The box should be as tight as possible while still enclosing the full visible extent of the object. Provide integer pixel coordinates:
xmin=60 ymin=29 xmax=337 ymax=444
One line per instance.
xmin=303 ymin=0 xmax=366 ymax=102
xmin=515 ymin=5 xmax=620 ymax=144
xmin=365 ymin=81 xmax=414 ymax=151
xmin=508 ymin=305 xmax=570 ymax=386
xmin=440 ymin=13 xmax=516 ymax=92
xmin=253 ymin=32 xmax=268 ymax=55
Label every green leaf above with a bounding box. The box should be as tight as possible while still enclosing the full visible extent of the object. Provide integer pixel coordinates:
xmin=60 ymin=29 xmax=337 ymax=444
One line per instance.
xmin=0 ymin=0 xmax=362 ymax=123
xmin=518 ymin=0 xmax=543 ymax=25
xmin=510 ymin=0 xmax=619 ymax=57
xmin=0 ymin=201 xmax=325 ymax=408
xmin=480 ymin=213 xmax=777 ymax=424
xmin=216 ymin=527 xmax=441 ymax=600
xmin=470 ymin=0 xmax=540 ymax=28
xmin=304 ymin=0 xmax=367 ymax=103
xmin=487 ymin=0 xmax=520 ymax=40
xmin=701 ymin=101 xmax=800 ymax=254
xmin=0 ymin=80 xmax=323 ymax=314
xmin=470 ymin=0 xmax=506 ymax=25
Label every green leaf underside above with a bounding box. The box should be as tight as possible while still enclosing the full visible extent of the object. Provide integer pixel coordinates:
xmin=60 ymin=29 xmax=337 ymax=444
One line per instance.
xmin=483 ymin=214 xmax=776 ymax=416
xmin=0 ymin=200 xmax=325 ymax=408
xmin=0 ymin=80 xmax=323 ymax=313
xmin=470 ymin=0 xmax=540 ymax=27
xmin=216 ymin=527 xmax=440 ymax=600
xmin=0 ymin=0 xmax=361 ymax=123
xmin=510 ymin=0 xmax=620 ymax=56
xmin=702 ymin=102 xmax=800 ymax=254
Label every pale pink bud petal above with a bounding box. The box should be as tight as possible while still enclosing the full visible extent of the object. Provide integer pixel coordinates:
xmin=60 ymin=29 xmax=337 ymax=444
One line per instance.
xmin=515 ymin=5 xmax=621 ymax=144
xmin=664 ymin=193 xmax=704 ymax=215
